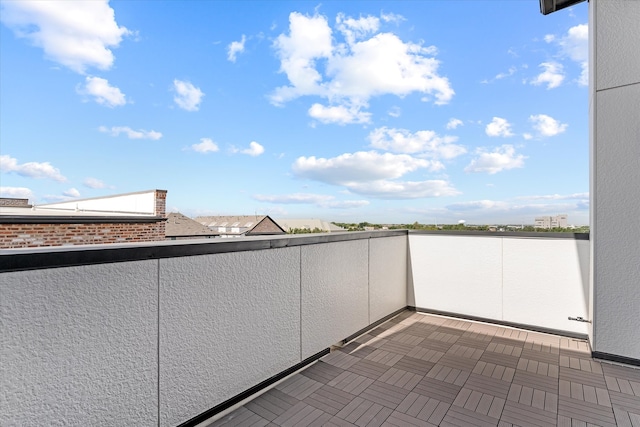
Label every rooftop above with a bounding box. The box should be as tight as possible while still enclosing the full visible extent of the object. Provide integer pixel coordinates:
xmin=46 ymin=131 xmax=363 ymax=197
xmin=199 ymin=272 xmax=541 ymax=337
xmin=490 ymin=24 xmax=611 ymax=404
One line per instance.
xmin=211 ymin=310 xmax=639 ymax=427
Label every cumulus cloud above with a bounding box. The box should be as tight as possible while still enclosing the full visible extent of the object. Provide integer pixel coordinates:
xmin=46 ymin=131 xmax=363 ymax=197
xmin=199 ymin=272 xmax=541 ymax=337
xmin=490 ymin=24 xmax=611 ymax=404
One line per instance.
xmin=241 ymin=141 xmax=265 ymax=156
xmin=0 ymin=0 xmax=130 ymax=74
xmin=446 ymin=118 xmax=463 ymax=130
xmin=253 ymin=192 xmax=369 ymax=209
xmin=529 ymin=114 xmax=568 ymax=137
xmin=495 ymin=66 xmax=517 ymax=80
xmin=555 ymin=24 xmax=588 ymax=86
xmin=78 ymin=76 xmax=126 ymax=107
xmin=83 ymin=177 xmax=108 ymax=189
xmin=99 ymin=126 xmax=162 ymax=140
xmin=173 ymin=79 xmax=204 ymax=111
xmin=530 ymin=62 xmax=565 ymax=89
xmin=63 ymin=188 xmax=80 ymax=198
xmin=308 ymin=103 xmax=371 ymax=125
xmin=227 ymin=35 xmax=246 ymax=62
xmin=368 ymin=127 xmax=465 ymax=159
xmin=464 ymin=145 xmax=526 ymax=174
xmin=485 ymin=117 xmax=514 ymax=137
xmin=0 ymin=186 xmax=33 ymax=199
xmin=293 ymin=151 xmax=440 ymax=184
xmin=0 ymin=154 xmax=66 ymax=181
xmin=271 ymin=12 xmax=454 ymax=122
xmin=191 ymin=138 xmax=219 ymax=153
xmin=345 ymin=179 xmax=460 ymax=199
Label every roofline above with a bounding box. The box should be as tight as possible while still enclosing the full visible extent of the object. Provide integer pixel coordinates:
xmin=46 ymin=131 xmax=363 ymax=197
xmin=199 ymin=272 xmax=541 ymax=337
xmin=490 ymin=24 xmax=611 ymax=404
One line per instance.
xmin=37 ymin=189 xmax=167 ymax=207
xmin=0 ymin=216 xmax=167 ymax=224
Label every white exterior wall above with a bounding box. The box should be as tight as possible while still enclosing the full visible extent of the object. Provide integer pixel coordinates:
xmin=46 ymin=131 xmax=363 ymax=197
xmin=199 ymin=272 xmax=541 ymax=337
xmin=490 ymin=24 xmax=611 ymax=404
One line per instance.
xmin=159 ymin=248 xmax=301 ymax=427
xmin=301 ymin=240 xmax=370 ymax=358
xmin=0 ymin=261 xmax=159 ymax=426
xmin=40 ymin=190 xmax=157 ymax=215
xmin=408 ymin=234 xmax=590 ymax=336
xmin=591 ymin=0 xmax=640 ymax=360
xmin=369 ymin=236 xmax=407 ymax=323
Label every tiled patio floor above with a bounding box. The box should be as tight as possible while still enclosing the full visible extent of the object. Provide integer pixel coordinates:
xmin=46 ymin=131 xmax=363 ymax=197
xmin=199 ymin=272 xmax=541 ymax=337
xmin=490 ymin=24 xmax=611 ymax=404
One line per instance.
xmin=209 ymin=310 xmax=640 ymax=427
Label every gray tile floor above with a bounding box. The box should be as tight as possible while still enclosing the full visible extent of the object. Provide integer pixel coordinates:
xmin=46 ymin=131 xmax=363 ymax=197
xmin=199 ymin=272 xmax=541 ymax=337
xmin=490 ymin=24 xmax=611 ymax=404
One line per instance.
xmin=210 ymin=311 xmax=640 ymax=427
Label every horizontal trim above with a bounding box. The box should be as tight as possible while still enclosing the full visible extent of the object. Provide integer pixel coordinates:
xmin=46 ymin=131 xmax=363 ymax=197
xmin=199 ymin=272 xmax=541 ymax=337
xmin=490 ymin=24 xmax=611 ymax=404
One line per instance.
xmin=0 ymin=215 xmax=165 ymax=224
xmin=343 ymin=307 xmax=409 ymax=344
xmin=0 ymin=230 xmax=406 ymax=272
xmin=592 ymin=351 xmax=640 ymax=368
xmin=177 ymin=348 xmax=330 ymax=427
xmin=409 ymin=307 xmax=589 ymax=341
xmin=409 ymin=230 xmax=589 ymax=240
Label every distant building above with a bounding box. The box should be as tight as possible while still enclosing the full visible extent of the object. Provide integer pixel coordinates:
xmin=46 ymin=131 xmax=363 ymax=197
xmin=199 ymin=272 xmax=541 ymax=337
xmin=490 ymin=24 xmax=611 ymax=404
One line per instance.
xmin=165 ymin=212 xmax=218 ymax=240
xmin=195 ymin=215 xmax=285 ymax=238
xmin=0 ymin=189 xmax=167 ymax=249
xmin=534 ymin=214 xmax=568 ymax=229
xmin=275 ymin=218 xmax=345 ymax=233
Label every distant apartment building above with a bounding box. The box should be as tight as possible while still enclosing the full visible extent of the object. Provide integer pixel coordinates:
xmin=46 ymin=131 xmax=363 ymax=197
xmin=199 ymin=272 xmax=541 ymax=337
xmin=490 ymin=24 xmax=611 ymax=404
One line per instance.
xmin=534 ymin=214 xmax=568 ymax=229
xmin=0 ymin=190 xmax=167 ymax=249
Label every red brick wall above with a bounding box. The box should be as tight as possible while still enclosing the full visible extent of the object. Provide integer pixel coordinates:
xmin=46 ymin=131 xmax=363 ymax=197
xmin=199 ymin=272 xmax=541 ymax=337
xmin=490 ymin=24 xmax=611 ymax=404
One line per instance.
xmin=0 ymin=221 xmax=166 ymax=249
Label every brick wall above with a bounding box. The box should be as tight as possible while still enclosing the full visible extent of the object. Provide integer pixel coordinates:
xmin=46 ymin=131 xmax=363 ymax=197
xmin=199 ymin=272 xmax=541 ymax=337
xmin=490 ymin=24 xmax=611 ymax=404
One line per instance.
xmin=0 ymin=221 xmax=166 ymax=249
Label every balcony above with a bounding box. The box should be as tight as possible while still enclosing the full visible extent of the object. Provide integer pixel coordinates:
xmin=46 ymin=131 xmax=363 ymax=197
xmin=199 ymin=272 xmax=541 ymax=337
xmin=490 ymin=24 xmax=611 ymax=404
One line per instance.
xmin=2 ymin=231 xmax=638 ymax=426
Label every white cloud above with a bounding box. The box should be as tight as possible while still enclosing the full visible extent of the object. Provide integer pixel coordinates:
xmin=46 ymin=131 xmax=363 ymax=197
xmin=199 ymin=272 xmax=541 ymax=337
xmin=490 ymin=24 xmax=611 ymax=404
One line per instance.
xmin=308 ymin=103 xmax=371 ymax=125
xmin=485 ymin=117 xmax=514 ymax=137
xmin=495 ymin=66 xmax=517 ymax=80
xmin=253 ymin=192 xmax=369 ymax=208
xmin=83 ymin=177 xmax=107 ymax=189
xmin=530 ymin=62 xmax=565 ymax=89
xmin=191 ymin=138 xmax=219 ymax=153
xmin=388 ymin=106 xmax=401 ymax=118
xmin=63 ymin=188 xmax=80 ymax=198
xmin=0 ymin=154 xmax=66 ymax=181
xmin=173 ymin=79 xmax=204 ymax=111
xmin=242 ymin=141 xmax=265 ymax=156
xmin=293 ymin=151 xmax=439 ymax=185
xmin=368 ymin=127 xmax=465 ymax=159
xmin=345 ymin=179 xmax=460 ymax=199
xmin=518 ymin=192 xmax=588 ymax=201
xmin=464 ymin=145 xmax=526 ymax=174
xmin=271 ymin=12 xmax=454 ymax=121
xmin=380 ymin=12 xmax=406 ymax=25
xmin=227 ymin=34 xmax=246 ymax=62
xmin=99 ymin=126 xmax=162 ymax=140
xmin=446 ymin=118 xmax=463 ymax=130
xmin=523 ymin=133 xmax=533 ymax=140
xmin=0 ymin=0 xmax=130 ymax=74
xmin=78 ymin=76 xmax=126 ymax=107
xmin=557 ymin=24 xmax=588 ymax=86
xmin=0 ymin=186 xmax=33 ymax=199
xmin=447 ymin=200 xmax=509 ymax=211
xmin=529 ymin=114 xmax=568 ymax=137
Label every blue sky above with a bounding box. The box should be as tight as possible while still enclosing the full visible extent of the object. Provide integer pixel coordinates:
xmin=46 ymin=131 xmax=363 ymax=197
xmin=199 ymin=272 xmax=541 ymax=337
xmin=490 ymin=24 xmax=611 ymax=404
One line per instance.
xmin=0 ymin=1 xmax=589 ymax=225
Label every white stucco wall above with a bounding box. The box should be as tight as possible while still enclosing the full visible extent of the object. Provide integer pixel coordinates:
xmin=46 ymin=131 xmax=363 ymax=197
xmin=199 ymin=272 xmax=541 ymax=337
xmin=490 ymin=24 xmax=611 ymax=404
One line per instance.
xmin=40 ymin=190 xmax=157 ymax=215
xmin=369 ymin=236 xmax=407 ymax=323
xmin=0 ymin=261 xmax=158 ymax=427
xmin=591 ymin=0 xmax=640 ymax=360
xmin=503 ymin=239 xmax=590 ymax=335
xmin=301 ymin=239 xmax=369 ymax=359
xmin=408 ymin=234 xmax=590 ymax=335
xmin=408 ymin=235 xmax=503 ymax=320
xmin=159 ymin=248 xmax=301 ymax=427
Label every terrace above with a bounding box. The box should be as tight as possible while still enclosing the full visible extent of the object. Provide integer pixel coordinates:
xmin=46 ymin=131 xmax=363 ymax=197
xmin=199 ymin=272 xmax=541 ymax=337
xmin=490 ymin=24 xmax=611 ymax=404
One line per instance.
xmin=1 ymin=231 xmax=639 ymax=426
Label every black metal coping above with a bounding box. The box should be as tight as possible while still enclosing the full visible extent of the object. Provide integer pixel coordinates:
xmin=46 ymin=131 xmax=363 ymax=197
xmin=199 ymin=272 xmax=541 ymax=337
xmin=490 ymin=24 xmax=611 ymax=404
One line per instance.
xmin=0 ymin=215 xmax=166 ymax=224
xmin=409 ymin=230 xmax=589 ymax=240
xmin=0 ymin=231 xmax=406 ymax=272
xmin=410 ymin=307 xmax=590 ymax=341
xmin=176 ymin=347 xmax=330 ymax=427
xmin=592 ymin=351 xmax=640 ymax=368
xmin=343 ymin=307 xmax=409 ymax=344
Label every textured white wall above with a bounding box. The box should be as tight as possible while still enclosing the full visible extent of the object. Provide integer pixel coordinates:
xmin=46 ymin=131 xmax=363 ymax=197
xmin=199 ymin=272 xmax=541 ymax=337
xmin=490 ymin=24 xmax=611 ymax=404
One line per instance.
xmin=408 ymin=235 xmax=503 ymax=320
xmin=591 ymin=0 xmax=640 ymax=360
xmin=301 ymin=240 xmax=369 ymax=359
xmin=369 ymin=236 xmax=407 ymax=323
xmin=159 ymin=247 xmax=301 ymax=427
xmin=408 ymin=234 xmax=590 ymax=335
xmin=503 ymin=239 xmax=590 ymax=335
xmin=0 ymin=261 xmax=158 ymax=427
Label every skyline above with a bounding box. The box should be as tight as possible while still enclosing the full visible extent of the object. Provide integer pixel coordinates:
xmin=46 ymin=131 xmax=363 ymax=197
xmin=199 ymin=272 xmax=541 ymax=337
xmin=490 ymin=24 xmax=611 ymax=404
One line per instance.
xmin=0 ymin=0 xmax=589 ymax=224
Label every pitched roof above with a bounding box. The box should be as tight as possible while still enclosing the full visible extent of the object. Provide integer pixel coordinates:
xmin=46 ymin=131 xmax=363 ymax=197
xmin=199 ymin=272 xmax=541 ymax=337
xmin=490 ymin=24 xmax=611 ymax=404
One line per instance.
xmin=165 ymin=212 xmax=218 ymax=238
